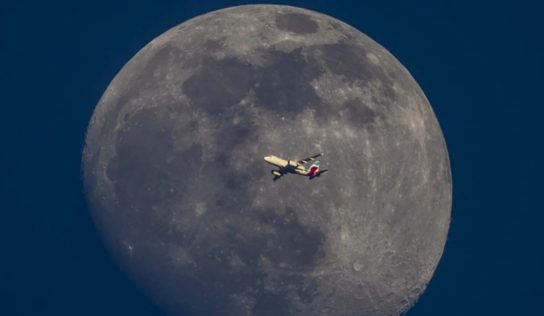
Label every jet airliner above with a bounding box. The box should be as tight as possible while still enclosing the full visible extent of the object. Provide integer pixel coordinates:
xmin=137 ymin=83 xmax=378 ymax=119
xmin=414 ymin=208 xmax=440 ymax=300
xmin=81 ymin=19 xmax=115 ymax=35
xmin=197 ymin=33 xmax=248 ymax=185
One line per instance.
xmin=264 ymin=153 xmax=327 ymax=181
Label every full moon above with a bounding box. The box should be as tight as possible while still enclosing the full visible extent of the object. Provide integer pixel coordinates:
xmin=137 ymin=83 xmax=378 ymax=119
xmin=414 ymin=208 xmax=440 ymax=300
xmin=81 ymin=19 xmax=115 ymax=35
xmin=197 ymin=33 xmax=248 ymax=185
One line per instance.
xmin=83 ymin=5 xmax=451 ymax=316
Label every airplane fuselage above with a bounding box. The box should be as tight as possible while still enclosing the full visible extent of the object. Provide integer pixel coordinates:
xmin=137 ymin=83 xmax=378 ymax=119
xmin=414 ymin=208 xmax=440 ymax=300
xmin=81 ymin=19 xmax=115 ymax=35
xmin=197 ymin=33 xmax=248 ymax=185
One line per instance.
xmin=264 ymin=155 xmax=307 ymax=175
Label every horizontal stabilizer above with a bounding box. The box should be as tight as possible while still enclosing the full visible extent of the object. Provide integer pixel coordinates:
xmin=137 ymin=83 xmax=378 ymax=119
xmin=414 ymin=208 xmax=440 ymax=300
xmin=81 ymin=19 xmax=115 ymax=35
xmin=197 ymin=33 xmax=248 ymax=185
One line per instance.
xmin=297 ymin=153 xmax=323 ymax=165
xmin=318 ymin=169 xmax=328 ymax=175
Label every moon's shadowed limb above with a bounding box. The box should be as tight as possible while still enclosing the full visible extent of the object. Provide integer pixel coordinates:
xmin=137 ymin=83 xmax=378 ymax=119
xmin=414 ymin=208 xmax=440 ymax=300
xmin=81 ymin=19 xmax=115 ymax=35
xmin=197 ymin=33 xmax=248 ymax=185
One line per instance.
xmin=83 ymin=5 xmax=451 ymax=316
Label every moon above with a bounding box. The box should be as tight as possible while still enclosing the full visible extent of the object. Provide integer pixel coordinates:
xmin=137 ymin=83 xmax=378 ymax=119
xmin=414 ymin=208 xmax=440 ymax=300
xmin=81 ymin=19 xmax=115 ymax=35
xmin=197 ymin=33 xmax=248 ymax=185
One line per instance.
xmin=83 ymin=5 xmax=451 ymax=316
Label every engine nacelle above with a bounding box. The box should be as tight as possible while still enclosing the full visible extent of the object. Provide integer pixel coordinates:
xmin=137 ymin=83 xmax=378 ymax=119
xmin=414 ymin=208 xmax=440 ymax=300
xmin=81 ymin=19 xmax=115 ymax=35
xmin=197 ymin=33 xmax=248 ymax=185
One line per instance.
xmin=271 ymin=170 xmax=282 ymax=177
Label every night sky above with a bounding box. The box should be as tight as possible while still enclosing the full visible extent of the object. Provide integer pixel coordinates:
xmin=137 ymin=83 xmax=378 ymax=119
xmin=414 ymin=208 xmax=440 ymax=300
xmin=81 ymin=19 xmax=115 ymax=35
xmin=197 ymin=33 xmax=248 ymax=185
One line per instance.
xmin=2 ymin=1 xmax=542 ymax=315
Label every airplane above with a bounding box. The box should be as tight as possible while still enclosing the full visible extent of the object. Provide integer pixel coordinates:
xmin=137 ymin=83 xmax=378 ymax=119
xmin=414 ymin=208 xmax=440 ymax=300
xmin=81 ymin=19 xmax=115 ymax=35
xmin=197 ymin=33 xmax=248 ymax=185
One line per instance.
xmin=264 ymin=153 xmax=328 ymax=181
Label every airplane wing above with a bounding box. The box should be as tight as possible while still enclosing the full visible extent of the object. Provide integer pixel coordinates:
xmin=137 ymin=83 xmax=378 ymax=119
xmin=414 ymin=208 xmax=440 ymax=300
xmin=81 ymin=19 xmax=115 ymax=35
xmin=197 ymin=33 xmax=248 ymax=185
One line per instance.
xmin=297 ymin=153 xmax=323 ymax=165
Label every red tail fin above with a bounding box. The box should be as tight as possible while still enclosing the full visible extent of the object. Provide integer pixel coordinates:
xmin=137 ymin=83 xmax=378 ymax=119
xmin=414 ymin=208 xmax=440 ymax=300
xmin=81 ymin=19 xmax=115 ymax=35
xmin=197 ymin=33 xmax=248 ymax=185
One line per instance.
xmin=308 ymin=165 xmax=319 ymax=176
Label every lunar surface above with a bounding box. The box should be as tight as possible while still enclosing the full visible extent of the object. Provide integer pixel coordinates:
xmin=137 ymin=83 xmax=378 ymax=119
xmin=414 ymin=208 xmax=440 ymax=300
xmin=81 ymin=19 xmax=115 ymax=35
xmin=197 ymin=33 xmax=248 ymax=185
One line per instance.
xmin=83 ymin=5 xmax=451 ymax=316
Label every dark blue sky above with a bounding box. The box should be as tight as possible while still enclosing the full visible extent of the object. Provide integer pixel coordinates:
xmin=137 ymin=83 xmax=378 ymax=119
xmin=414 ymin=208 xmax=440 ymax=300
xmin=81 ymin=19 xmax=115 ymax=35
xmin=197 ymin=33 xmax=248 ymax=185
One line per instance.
xmin=2 ymin=0 xmax=542 ymax=315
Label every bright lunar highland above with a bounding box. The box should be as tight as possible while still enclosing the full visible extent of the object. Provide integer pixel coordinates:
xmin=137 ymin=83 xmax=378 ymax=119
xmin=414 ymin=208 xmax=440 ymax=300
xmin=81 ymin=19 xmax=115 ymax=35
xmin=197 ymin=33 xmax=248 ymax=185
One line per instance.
xmin=83 ymin=5 xmax=452 ymax=316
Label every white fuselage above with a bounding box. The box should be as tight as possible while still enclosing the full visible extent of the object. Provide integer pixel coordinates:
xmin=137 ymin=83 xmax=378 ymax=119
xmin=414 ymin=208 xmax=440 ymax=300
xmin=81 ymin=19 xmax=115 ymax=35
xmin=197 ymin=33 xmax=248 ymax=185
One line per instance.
xmin=264 ymin=155 xmax=307 ymax=174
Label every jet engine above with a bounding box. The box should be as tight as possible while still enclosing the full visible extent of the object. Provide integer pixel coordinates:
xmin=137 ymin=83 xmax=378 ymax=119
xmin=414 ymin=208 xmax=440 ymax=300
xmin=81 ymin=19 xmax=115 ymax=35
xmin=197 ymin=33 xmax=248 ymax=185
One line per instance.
xmin=271 ymin=170 xmax=282 ymax=177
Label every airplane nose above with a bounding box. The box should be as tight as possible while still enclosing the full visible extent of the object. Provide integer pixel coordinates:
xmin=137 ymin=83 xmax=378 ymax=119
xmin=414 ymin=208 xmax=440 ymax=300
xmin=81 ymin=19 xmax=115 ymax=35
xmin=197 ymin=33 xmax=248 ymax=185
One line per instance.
xmin=264 ymin=156 xmax=271 ymax=162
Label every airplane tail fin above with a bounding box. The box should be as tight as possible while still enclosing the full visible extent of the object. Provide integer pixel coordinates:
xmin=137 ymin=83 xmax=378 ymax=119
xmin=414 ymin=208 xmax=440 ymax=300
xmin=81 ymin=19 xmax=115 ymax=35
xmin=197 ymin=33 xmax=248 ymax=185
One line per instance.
xmin=309 ymin=166 xmax=327 ymax=179
xmin=306 ymin=160 xmax=320 ymax=176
